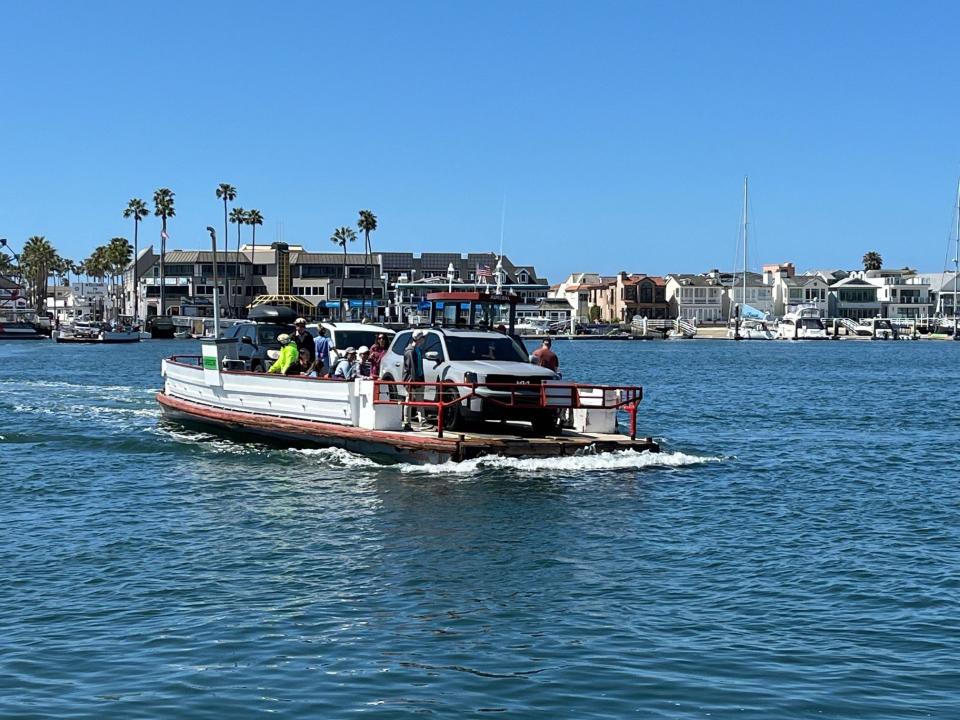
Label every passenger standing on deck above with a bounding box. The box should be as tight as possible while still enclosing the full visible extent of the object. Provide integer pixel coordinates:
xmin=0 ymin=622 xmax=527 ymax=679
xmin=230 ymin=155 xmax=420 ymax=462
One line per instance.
xmin=268 ymin=334 xmax=299 ymax=374
xmin=531 ymin=338 xmax=560 ymax=372
xmin=292 ymin=318 xmax=315 ymax=365
xmin=313 ymin=326 xmax=332 ymax=377
xmin=402 ymin=330 xmax=426 ymax=430
xmin=368 ymin=333 xmax=389 ymax=378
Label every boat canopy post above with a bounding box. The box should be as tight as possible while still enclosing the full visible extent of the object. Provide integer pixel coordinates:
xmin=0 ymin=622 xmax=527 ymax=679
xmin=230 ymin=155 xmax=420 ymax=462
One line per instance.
xmin=206 ymin=227 xmax=221 ymax=339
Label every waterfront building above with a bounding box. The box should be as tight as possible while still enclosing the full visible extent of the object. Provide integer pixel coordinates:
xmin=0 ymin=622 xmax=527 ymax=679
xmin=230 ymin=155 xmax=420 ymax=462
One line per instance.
xmin=536 ymin=297 xmax=574 ymax=324
xmin=826 ymin=275 xmax=882 ymax=320
xmin=764 ymin=264 xmax=830 ymax=317
xmin=720 ymin=271 xmax=775 ymax=318
xmin=0 ymin=276 xmax=26 ymax=314
xmin=46 ymin=282 xmax=113 ymax=323
xmin=550 ymin=273 xmax=606 ymax=322
xmin=915 ymin=271 xmax=960 ymax=317
xmin=387 ymin=253 xmax=549 ymax=324
xmin=615 ymin=273 xmax=669 ymax=321
xmin=664 ymin=273 xmax=725 ymax=323
xmin=862 ymin=269 xmax=931 ymax=318
xmin=127 ymin=244 xmax=545 ymax=323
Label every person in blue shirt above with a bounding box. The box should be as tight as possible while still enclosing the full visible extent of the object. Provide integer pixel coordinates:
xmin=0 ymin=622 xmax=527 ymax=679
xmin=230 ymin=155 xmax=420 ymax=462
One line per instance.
xmin=313 ymin=326 xmax=332 ymax=377
xmin=333 ymin=347 xmax=358 ymax=380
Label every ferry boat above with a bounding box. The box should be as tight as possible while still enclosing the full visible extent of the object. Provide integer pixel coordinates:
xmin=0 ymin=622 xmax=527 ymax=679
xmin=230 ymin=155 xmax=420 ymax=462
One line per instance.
xmin=158 ymin=343 xmax=658 ymax=464
xmin=158 ymin=293 xmax=659 ymax=464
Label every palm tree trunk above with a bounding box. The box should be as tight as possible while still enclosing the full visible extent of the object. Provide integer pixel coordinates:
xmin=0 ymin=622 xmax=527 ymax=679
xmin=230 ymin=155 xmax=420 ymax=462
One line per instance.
xmin=223 ymin=199 xmax=230 ymax=317
xmin=341 ymin=244 xmax=347 ymax=320
xmin=133 ymin=218 xmax=139 ymax=324
xmin=160 ymin=219 xmax=166 ymax=317
xmin=361 ymin=231 xmax=368 ymax=320
xmin=235 ymin=221 xmax=241 ymax=317
xmin=250 ymin=225 xmax=257 ymax=301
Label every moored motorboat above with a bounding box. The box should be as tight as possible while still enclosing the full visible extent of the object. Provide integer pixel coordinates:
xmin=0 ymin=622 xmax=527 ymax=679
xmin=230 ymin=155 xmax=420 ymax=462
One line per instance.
xmin=158 ymin=340 xmax=660 ymax=464
xmin=777 ymin=306 xmax=829 ymax=340
xmin=0 ymin=318 xmax=48 ymax=340
xmin=55 ymin=321 xmax=141 ymax=344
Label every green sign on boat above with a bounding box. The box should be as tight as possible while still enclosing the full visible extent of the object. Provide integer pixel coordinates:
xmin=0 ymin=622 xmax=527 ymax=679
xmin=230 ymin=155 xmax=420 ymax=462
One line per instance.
xmin=203 ymin=355 xmax=218 ymax=370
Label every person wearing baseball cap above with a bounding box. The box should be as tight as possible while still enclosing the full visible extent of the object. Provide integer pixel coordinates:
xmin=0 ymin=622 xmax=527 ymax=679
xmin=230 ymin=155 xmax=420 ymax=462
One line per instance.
xmin=333 ymin=347 xmax=358 ymax=380
xmin=268 ymin=333 xmax=300 ymax=374
xmin=292 ymin=317 xmax=316 ymax=366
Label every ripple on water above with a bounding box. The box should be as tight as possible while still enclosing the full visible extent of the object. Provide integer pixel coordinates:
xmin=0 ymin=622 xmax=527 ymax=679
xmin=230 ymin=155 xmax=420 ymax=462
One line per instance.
xmin=1 ymin=339 xmax=959 ymax=718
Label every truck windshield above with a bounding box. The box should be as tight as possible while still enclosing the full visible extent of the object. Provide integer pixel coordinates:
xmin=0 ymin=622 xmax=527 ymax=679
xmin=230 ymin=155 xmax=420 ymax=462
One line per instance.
xmin=331 ymin=330 xmax=392 ymax=349
xmin=445 ymin=336 xmax=528 ymax=363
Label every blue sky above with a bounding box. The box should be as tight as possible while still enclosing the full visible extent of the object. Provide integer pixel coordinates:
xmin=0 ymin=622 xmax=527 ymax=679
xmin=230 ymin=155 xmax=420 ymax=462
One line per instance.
xmin=2 ymin=0 xmax=960 ymax=283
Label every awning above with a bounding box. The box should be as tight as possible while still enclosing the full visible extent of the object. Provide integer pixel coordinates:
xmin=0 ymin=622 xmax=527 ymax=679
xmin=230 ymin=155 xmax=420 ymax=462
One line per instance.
xmin=323 ymin=300 xmax=382 ymax=309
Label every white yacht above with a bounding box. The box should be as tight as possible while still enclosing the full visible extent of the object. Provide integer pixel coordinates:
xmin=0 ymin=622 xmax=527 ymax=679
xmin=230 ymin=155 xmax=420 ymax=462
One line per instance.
xmin=727 ymin=317 xmax=776 ymax=340
xmin=778 ymin=307 xmax=829 ymax=340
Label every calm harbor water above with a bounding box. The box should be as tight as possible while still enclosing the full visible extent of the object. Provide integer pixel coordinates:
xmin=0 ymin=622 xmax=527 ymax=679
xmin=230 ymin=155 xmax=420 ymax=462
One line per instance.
xmin=1 ymin=338 xmax=958 ymax=718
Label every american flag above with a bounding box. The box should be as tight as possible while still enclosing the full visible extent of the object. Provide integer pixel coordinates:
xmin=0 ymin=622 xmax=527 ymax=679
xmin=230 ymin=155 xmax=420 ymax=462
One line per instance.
xmin=477 ymin=264 xmax=492 ymax=279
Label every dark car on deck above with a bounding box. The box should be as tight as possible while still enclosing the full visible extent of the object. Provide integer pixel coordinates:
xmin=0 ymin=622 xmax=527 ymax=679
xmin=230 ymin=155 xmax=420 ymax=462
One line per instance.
xmin=220 ymin=305 xmax=297 ymax=372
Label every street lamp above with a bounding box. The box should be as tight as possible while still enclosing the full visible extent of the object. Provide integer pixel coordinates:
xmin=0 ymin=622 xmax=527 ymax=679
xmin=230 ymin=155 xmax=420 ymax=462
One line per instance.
xmin=447 ymin=262 xmax=455 ymax=292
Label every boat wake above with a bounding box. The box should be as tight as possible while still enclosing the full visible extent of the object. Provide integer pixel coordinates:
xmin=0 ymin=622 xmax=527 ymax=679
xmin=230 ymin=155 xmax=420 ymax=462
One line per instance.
xmin=394 ymin=449 xmax=722 ymax=476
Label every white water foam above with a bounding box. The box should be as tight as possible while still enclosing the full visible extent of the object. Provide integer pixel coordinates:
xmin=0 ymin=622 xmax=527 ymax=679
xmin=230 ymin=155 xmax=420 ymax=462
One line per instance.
xmin=394 ymin=449 xmax=721 ymax=476
xmin=292 ymin=447 xmax=383 ymax=468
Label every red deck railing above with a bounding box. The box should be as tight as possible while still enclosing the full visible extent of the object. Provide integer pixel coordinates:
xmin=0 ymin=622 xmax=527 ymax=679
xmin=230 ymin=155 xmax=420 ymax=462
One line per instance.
xmin=372 ymin=379 xmax=643 ymax=440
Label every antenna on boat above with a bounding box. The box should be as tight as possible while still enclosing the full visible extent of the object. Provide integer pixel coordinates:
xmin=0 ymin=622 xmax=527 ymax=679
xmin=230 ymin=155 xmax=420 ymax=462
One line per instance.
xmin=496 ymin=194 xmax=506 ymax=295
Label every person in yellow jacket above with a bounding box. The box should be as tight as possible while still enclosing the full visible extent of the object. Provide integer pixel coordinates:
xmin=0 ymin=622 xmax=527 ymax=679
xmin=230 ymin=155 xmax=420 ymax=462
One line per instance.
xmin=268 ymin=333 xmax=299 ymax=374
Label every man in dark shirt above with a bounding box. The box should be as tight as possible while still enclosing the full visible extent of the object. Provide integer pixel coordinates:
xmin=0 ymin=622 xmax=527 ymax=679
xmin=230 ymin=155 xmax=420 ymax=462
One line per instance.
xmin=402 ymin=330 xmax=426 ymax=430
xmin=531 ymin=338 xmax=559 ymax=372
xmin=292 ymin=318 xmax=315 ymax=365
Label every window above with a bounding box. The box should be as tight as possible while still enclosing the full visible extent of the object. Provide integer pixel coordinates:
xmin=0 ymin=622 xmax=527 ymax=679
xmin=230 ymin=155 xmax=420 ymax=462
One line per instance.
xmin=164 ymin=264 xmax=194 ymax=276
xmin=445 ymin=336 xmax=527 ymax=363
xmin=391 ymin=330 xmax=413 ymax=354
xmin=423 ymin=333 xmax=445 ymax=361
xmin=301 ymin=265 xmax=342 ymax=278
xmin=252 ymin=264 xmax=268 ymax=276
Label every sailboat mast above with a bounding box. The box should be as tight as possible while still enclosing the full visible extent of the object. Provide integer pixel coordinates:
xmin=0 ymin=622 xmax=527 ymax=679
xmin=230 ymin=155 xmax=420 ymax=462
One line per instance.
xmin=955 ymin=178 xmax=960 ymax=331
xmin=743 ymin=176 xmax=749 ymax=311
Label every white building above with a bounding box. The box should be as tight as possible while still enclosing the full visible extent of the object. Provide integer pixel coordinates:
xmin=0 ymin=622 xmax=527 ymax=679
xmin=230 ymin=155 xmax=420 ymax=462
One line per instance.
xmin=862 ymin=270 xmax=931 ymax=318
xmin=722 ymin=272 xmax=774 ymax=317
xmin=665 ymin=274 xmax=724 ymax=323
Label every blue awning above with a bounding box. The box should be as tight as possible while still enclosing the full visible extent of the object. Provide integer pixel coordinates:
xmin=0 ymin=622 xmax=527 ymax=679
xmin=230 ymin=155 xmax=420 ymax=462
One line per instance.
xmin=323 ymin=300 xmax=382 ymax=309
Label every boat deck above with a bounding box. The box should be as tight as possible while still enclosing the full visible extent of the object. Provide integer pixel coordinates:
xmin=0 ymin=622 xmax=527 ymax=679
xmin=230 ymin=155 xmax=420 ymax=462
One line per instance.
xmin=158 ymin=392 xmax=659 ymax=463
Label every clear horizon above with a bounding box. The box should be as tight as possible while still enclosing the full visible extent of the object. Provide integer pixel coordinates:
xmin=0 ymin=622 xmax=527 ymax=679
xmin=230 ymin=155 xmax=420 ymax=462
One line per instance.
xmin=3 ymin=1 xmax=960 ymax=284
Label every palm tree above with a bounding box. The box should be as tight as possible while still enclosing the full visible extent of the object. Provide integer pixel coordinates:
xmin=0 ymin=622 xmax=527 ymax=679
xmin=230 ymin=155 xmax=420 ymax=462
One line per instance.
xmin=357 ymin=209 xmax=378 ymax=320
xmin=0 ymin=253 xmax=14 ymax=278
xmin=330 ymin=226 xmax=357 ymax=320
xmin=229 ymin=206 xmax=246 ymax=315
xmin=107 ymin=237 xmax=133 ymax=318
xmin=862 ymin=251 xmax=883 ymax=271
xmin=21 ymin=236 xmax=57 ymax=314
xmin=84 ymin=246 xmax=110 ymax=320
xmin=216 ymin=183 xmax=237 ymax=315
xmin=153 ymin=188 xmax=175 ymax=316
xmin=245 ymin=209 xmax=264 ymax=296
xmin=123 ymin=198 xmax=150 ymax=322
